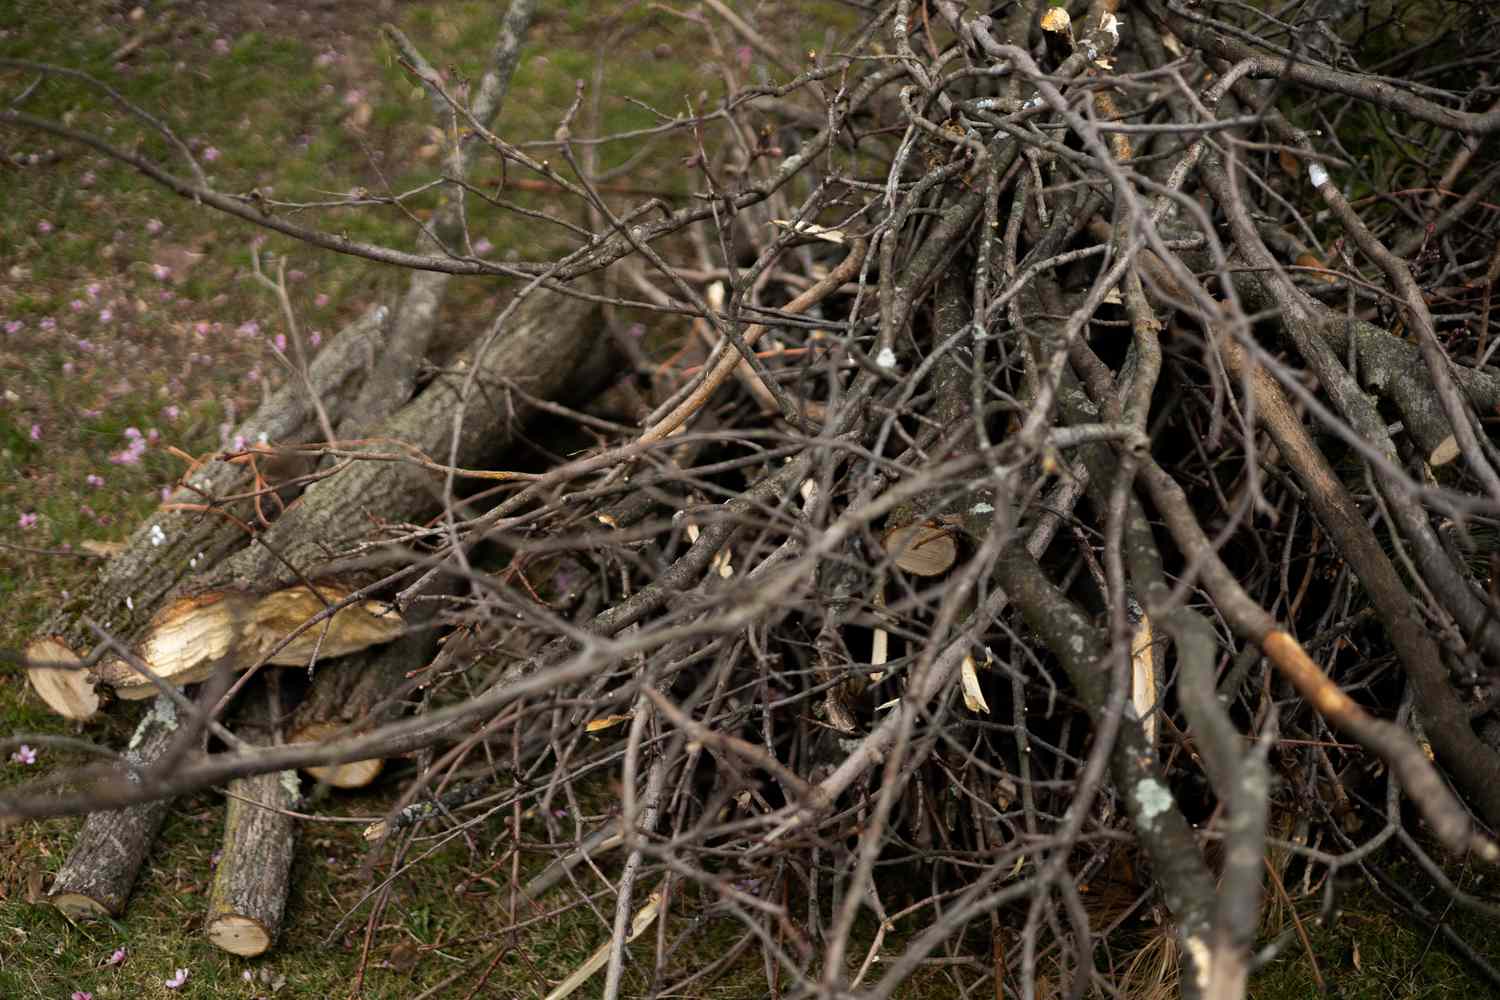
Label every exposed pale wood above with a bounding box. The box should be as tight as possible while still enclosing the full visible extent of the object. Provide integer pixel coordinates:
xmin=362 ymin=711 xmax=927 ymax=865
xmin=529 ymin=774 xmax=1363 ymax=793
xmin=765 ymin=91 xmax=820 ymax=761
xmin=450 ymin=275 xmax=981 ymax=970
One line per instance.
xmin=94 ymin=584 xmax=402 ymax=700
xmin=881 ymin=522 xmax=958 ymax=576
xmin=206 ymin=686 xmax=298 ymax=957
xmin=24 ymin=637 xmax=99 ymax=721
xmin=47 ymin=695 xmax=183 ymax=918
xmin=288 ymin=608 xmax=438 ymax=788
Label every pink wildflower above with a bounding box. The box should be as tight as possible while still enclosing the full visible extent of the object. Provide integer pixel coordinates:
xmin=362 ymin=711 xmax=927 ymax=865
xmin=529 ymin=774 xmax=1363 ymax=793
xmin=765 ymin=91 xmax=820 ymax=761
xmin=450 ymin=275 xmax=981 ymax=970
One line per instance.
xmin=202 ymin=146 xmax=220 ymax=162
xmin=314 ymin=293 xmax=330 ymax=307
xmin=106 ymin=946 xmax=127 ymax=966
xmin=165 ymin=967 xmax=189 ymax=989
xmin=11 ymin=744 xmax=37 ymax=764
xmin=29 ymin=423 xmax=40 ymax=441
xmin=86 ymin=474 xmax=105 ymax=488
xmin=18 ymin=512 xmax=38 ymax=529
xmin=145 ymin=218 xmax=163 ymax=235
xmin=37 ymin=219 xmax=53 ymax=234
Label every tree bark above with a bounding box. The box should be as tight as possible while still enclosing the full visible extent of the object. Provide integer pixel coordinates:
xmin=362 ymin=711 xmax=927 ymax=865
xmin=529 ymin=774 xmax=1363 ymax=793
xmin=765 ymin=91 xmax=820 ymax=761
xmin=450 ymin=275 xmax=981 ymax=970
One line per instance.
xmin=205 ymin=683 xmax=298 ymax=957
xmin=34 ymin=290 xmax=608 ymax=707
xmin=47 ymin=694 xmax=186 ymax=918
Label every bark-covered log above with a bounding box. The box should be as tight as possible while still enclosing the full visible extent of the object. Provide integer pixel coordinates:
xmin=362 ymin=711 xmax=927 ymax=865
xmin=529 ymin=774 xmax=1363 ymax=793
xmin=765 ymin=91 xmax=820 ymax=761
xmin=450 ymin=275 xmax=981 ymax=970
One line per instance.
xmin=205 ymin=684 xmax=298 ymax=957
xmin=24 ymin=304 xmax=391 ymax=719
xmin=47 ymin=694 xmax=185 ymax=919
xmin=288 ymin=609 xmax=439 ymax=788
xmin=31 ymin=290 xmax=606 ymax=709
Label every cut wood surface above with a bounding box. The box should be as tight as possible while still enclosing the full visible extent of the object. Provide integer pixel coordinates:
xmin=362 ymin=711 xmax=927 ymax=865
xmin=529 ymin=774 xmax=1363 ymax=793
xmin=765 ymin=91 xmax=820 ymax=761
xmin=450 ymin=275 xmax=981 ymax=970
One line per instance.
xmin=47 ymin=695 xmax=184 ymax=919
xmin=206 ymin=685 xmax=298 ymax=957
xmin=881 ymin=522 xmax=958 ymax=577
xmin=93 ymin=584 xmax=403 ymax=700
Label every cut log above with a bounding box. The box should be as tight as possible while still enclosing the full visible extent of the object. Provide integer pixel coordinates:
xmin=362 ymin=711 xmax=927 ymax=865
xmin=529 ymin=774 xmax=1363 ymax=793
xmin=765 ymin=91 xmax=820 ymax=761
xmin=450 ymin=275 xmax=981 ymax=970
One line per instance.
xmin=25 ymin=304 xmax=391 ymax=719
xmin=288 ymin=596 xmax=444 ymax=788
xmin=30 ymin=290 xmax=608 ymax=715
xmin=47 ymin=694 xmax=184 ymax=919
xmin=206 ymin=684 xmax=298 ymax=957
xmin=24 ymin=637 xmax=99 ymax=722
xmin=881 ymin=522 xmax=958 ymax=576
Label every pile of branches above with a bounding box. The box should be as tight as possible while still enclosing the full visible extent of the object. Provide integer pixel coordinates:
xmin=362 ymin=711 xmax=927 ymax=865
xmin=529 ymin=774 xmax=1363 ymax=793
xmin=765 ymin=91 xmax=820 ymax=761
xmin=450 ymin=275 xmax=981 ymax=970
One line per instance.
xmin=7 ymin=0 xmax=1500 ymax=995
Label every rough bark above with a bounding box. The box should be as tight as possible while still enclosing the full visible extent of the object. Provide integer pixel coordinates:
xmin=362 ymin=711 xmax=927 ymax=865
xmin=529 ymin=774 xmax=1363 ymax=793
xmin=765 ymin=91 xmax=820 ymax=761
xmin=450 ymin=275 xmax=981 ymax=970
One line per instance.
xmin=34 ymin=290 xmax=607 ymax=707
xmin=340 ymin=2 xmax=537 ymax=433
xmin=205 ymin=684 xmax=298 ymax=957
xmin=47 ymin=694 xmax=185 ymax=919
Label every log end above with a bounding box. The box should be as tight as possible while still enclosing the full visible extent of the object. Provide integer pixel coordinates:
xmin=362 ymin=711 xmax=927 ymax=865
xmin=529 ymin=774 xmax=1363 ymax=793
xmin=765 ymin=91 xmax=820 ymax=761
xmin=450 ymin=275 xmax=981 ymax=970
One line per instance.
xmin=881 ymin=523 xmax=957 ymax=576
xmin=48 ymin=890 xmax=114 ymax=922
xmin=305 ymin=758 xmax=385 ymax=789
xmin=24 ymin=638 xmax=101 ymax=721
xmin=293 ymin=722 xmax=385 ymax=788
xmin=206 ymin=914 xmax=274 ymax=956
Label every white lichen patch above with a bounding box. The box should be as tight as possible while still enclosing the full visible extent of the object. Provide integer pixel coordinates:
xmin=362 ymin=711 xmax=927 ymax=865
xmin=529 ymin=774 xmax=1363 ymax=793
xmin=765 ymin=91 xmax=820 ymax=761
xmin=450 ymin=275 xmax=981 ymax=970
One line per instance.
xmin=1183 ymin=935 xmax=1212 ymax=993
xmin=876 ymin=346 xmax=897 ymax=369
xmin=970 ymin=502 xmax=995 ymax=514
xmin=279 ymin=769 xmax=303 ymax=805
xmin=1308 ymin=162 xmax=1330 ymax=188
xmin=149 ymin=523 xmax=166 ymax=547
xmin=1134 ymin=777 xmax=1173 ymax=822
xmin=1099 ymin=11 xmax=1122 ymax=42
xmin=128 ymin=695 xmax=179 ymax=754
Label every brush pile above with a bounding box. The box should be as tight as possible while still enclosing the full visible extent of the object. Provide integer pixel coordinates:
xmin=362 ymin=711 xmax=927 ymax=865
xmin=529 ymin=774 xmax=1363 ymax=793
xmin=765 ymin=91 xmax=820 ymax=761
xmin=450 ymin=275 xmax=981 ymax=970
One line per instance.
xmin=7 ymin=0 xmax=1500 ymax=994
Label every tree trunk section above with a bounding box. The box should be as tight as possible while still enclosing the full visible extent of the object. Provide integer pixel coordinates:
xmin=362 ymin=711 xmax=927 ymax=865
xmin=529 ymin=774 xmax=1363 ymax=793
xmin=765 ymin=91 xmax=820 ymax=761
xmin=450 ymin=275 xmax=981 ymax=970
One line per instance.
xmin=33 ymin=290 xmax=609 ymax=707
xmin=288 ymin=606 xmax=440 ymax=788
xmin=205 ymin=684 xmax=298 ymax=957
xmin=47 ymin=694 xmax=185 ymax=918
xmin=25 ymin=304 xmax=390 ymax=718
